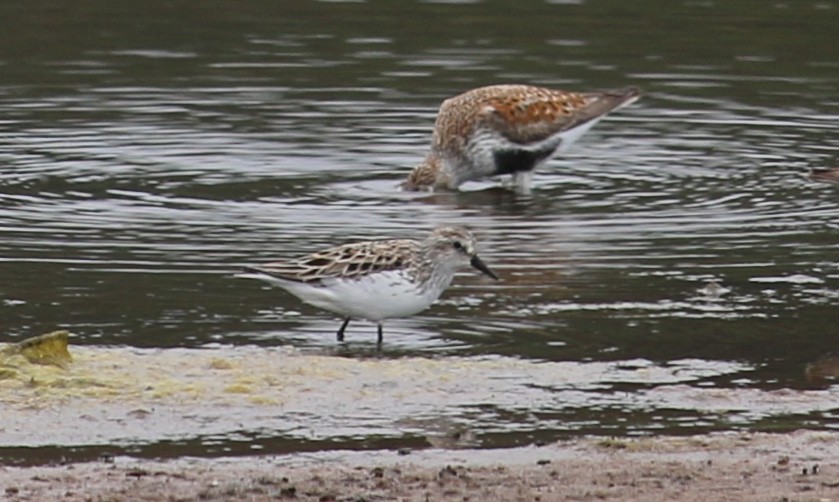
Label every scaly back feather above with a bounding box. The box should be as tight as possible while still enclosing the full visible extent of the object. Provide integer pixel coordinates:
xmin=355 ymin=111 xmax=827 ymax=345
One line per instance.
xmin=247 ymin=239 xmax=419 ymax=284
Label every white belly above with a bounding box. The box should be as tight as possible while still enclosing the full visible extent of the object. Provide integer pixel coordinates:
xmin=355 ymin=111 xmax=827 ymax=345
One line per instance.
xmin=252 ymin=271 xmax=448 ymax=322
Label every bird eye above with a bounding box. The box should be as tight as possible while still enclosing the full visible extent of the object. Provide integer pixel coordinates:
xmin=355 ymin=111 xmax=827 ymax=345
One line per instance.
xmin=452 ymin=241 xmax=464 ymax=250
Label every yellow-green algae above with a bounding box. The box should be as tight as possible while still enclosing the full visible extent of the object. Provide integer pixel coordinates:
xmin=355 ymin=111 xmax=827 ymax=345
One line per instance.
xmin=2 ymin=335 xmax=836 ymax=452
xmin=0 ymin=333 xmax=520 ymax=408
xmin=1 ymin=330 xmax=73 ymax=371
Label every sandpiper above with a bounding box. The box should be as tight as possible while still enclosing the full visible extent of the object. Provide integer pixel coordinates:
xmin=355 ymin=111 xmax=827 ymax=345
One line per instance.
xmin=808 ymin=167 xmax=839 ymax=184
xmin=401 ymin=84 xmax=640 ymax=194
xmin=238 ymin=226 xmax=498 ymax=345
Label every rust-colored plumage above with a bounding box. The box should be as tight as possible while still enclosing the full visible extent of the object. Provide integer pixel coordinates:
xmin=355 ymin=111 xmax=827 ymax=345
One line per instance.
xmin=402 ymin=84 xmax=640 ymax=193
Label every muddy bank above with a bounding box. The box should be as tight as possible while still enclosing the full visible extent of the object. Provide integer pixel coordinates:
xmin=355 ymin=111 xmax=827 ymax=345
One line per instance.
xmin=3 ymin=337 xmax=838 ymax=500
xmin=2 ymin=430 xmax=838 ymax=501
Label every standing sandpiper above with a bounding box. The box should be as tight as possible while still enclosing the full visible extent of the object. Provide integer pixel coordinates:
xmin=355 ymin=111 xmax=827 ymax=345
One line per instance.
xmin=401 ymin=84 xmax=640 ymax=194
xmin=238 ymin=226 xmax=498 ymax=345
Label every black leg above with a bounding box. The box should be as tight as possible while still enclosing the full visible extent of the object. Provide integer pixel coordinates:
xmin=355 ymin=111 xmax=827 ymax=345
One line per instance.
xmin=336 ymin=317 xmax=350 ymax=342
xmin=377 ymin=323 xmax=383 ymax=346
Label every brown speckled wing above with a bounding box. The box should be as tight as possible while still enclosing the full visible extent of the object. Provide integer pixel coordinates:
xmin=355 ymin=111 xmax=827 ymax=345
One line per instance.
xmin=437 ymin=85 xmax=639 ymax=147
xmin=251 ymin=239 xmax=418 ymax=283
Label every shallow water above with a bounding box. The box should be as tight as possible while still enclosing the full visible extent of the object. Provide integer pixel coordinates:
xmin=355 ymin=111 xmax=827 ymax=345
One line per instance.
xmin=1 ymin=0 xmax=838 ymax=464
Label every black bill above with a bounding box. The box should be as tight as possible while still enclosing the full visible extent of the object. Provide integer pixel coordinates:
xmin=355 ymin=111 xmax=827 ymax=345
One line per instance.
xmin=470 ymin=255 xmax=499 ymax=280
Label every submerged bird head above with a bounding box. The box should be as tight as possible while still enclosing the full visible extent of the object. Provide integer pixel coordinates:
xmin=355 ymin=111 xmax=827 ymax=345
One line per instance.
xmin=400 ymin=154 xmax=453 ymax=192
xmin=423 ymin=226 xmax=498 ymax=280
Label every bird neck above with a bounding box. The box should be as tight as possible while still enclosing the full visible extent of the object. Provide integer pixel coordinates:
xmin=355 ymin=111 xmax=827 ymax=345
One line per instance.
xmin=413 ymin=245 xmax=458 ymax=293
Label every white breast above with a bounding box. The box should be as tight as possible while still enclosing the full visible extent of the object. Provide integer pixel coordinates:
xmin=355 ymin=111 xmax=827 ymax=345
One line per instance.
xmin=268 ymin=270 xmax=452 ymax=322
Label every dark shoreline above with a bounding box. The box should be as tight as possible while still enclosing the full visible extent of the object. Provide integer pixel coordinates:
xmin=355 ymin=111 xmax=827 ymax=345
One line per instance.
xmin=3 ymin=430 xmax=838 ymax=501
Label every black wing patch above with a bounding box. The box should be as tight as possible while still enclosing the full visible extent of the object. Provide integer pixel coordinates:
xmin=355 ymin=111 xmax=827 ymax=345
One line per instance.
xmin=493 ymin=147 xmax=555 ymax=175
